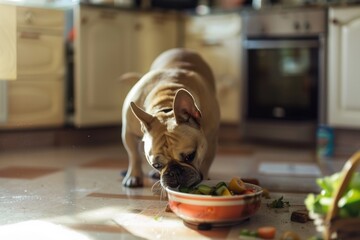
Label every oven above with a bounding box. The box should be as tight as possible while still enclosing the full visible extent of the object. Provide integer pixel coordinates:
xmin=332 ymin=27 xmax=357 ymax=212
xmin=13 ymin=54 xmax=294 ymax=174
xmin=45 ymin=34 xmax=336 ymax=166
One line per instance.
xmin=242 ymin=8 xmax=327 ymax=144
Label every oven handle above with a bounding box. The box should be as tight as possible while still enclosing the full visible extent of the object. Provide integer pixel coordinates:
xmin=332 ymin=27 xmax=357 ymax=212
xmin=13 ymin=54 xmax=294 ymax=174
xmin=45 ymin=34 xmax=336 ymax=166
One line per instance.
xmin=243 ymin=39 xmax=320 ymax=49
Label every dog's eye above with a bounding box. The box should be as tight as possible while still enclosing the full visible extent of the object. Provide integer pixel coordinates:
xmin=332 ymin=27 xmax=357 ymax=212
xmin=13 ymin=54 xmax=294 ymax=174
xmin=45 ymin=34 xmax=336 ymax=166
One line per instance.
xmin=183 ymin=151 xmax=196 ymax=163
xmin=152 ymin=162 xmax=163 ymax=170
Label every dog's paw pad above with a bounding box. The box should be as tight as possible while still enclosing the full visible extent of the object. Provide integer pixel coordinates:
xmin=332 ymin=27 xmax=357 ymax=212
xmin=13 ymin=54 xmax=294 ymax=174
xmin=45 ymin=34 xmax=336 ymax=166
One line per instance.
xmin=122 ymin=176 xmax=143 ymax=188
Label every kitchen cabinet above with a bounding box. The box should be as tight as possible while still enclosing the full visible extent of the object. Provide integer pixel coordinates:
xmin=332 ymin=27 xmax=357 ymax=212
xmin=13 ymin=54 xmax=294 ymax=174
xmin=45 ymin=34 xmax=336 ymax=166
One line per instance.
xmin=130 ymin=12 xmax=179 ymax=73
xmin=183 ymin=13 xmax=242 ymax=124
xmin=327 ymin=6 xmax=360 ymax=129
xmin=0 ymin=6 xmax=65 ymax=129
xmin=0 ymin=4 xmax=16 ymax=80
xmin=74 ymin=6 xmax=179 ymax=127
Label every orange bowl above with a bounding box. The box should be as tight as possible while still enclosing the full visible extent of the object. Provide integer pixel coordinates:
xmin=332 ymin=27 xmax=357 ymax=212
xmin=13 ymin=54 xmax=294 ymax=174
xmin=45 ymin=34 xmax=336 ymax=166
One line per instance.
xmin=166 ymin=180 xmax=263 ymax=227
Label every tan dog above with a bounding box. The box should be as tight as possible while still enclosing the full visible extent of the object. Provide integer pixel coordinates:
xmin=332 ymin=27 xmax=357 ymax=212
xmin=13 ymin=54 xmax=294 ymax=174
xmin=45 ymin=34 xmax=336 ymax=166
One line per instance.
xmin=121 ymin=48 xmax=220 ymax=188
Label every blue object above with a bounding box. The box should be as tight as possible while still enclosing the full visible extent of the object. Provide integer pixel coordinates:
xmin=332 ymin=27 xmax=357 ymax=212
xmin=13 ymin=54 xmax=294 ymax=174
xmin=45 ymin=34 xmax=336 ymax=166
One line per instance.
xmin=317 ymin=125 xmax=334 ymax=158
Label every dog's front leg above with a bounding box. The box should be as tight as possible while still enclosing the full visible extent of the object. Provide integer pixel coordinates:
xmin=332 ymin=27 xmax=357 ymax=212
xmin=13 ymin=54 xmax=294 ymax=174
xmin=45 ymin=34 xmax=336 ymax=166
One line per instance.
xmin=122 ymin=131 xmax=144 ymax=188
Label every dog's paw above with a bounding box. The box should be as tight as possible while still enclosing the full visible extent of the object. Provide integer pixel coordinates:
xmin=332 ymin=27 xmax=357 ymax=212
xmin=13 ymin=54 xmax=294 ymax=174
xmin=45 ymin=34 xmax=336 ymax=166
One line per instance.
xmin=122 ymin=176 xmax=143 ymax=188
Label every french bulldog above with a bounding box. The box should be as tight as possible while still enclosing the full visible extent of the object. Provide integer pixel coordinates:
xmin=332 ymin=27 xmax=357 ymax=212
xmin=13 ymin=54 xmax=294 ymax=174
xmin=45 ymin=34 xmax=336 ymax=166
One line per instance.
xmin=121 ymin=48 xmax=220 ymax=189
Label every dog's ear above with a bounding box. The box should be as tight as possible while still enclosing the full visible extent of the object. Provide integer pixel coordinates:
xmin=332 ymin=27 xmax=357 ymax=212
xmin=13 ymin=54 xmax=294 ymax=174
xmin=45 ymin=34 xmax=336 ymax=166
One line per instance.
xmin=130 ymin=102 xmax=154 ymax=131
xmin=173 ymin=89 xmax=202 ymax=128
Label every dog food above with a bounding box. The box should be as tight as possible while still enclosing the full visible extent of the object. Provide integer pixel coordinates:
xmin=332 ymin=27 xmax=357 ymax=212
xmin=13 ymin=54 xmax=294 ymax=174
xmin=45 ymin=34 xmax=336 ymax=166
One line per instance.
xmin=179 ymin=177 xmax=255 ymax=196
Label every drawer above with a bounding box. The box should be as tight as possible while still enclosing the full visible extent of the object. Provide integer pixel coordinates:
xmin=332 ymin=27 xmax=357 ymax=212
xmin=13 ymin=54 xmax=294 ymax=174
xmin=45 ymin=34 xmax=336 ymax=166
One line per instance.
xmin=17 ymin=6 xmax=65 ymax=31
xmin=185 ymin=13 xmax=242 ymax=42
xmin=0 ymin=79 xmax=65 ymax=129
xmin=17 ymin=31 xmax=64 ymax=77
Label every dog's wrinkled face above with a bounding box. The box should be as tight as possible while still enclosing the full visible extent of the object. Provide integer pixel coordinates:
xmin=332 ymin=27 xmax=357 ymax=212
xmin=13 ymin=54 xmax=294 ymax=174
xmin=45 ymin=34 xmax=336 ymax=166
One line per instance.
xmin=131 ymin=89 xmax=207 ymax=188
xmin=144 ymin=123 xmax=207 ymax=188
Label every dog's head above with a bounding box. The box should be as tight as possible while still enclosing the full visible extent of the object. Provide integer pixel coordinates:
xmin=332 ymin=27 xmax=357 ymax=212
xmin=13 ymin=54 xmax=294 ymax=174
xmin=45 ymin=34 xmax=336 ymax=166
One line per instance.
xmin=130 ymin=89 xmax=207 ymax=189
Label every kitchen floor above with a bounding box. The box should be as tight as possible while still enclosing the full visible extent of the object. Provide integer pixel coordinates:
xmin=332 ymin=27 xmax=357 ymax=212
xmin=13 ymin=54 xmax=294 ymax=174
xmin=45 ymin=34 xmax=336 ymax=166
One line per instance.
xmin=0 ymin=142 xmax=346 ymax=239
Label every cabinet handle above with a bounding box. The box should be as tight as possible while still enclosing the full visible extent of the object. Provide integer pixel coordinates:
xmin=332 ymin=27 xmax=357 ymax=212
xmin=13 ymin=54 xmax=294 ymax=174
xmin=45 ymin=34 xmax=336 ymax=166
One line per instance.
xmin=81 ymin=16 xmax=88 ymax=25
xmin=25 ymin=11 xmax=34 ymax=24
xmin=99 ymin=11 xmax=117 ymax=20
xmin=19 ymin=32 xmax=40 ymax=40
xmin=331 ymin=16 xmax=360 ymax=26
xmin=331 ymin=18 xmax=340 ymax=25
xmin=201 ymin=39 xmax=223 ymax=47
xmin=134 ymin=22 xmax=142 ymax=31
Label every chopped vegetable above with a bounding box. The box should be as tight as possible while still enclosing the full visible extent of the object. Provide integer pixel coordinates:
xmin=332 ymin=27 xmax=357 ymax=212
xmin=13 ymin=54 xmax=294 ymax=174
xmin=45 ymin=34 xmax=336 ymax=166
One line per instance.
xmin=267 ymin=196 xmax=290 ymax=208
xmin=228 ymin=177 xmax=246 ymax=194
xmin=257 ymin=226 xmax=276 ymax=239
xmin=240 ymin=229 xmax=258 ymax=237
xmin=214 ymin=185 xmax=227 ymax=196
xmin=197 ymin=184 xmax=213 ymax=195
xmin=215 ymin=181 xmax=227 ymax=189
xmin=240 ymin=227 xmax=276 ymax=239
xmin=221 ymin=187 xmax=232 ymax=196
xmin=177 ymin=177 xmax=258 ymax=196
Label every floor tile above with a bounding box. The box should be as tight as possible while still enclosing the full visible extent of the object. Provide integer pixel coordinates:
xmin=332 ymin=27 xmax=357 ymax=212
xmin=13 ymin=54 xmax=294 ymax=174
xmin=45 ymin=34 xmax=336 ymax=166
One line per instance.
xmin=0 ymin=166 xmax=60 ymax=180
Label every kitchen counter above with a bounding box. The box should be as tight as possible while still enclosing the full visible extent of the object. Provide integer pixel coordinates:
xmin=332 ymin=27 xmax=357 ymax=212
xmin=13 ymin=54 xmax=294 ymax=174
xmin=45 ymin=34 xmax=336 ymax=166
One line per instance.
xmin=0 ymin=0 xmax=76 ymax=9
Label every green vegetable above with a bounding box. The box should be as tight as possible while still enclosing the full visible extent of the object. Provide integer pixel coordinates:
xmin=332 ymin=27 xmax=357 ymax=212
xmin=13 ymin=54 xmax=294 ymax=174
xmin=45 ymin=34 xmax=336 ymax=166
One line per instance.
xmin=179 ymin=186 xmax=190 ymax=193
xmin=214 ymin=185 xmax=227 ymax=196
xmin=197 ymin=184 xmax=214 ymax=195
xmin=267 ymin=196 xmax=290 ymax=208
xmin=215 ymin=181 xmax=227 ymax=189
xmin=305 ymin=171 xmax=360 ymax=217
xmin=239 ymin=229 xmax=258 ymax=237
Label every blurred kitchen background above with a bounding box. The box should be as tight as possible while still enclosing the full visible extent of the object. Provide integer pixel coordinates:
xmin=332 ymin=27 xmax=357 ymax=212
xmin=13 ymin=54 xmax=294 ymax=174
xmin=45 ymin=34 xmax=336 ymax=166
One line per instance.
xmin=1 ymin=0 xmax=360 ymax=158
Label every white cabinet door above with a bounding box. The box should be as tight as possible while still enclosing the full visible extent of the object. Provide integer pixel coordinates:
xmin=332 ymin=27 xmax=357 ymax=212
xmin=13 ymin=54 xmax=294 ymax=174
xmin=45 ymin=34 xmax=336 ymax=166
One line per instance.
xmin=328 ymin=7 xmax=360 ymax=128
xmin=184 ymin=13 xmax=242 ymax=124
xmin=74 ymin=8 xmax=179 ymax=127
xmin=17 ymin=31 xmax=65 ymax=77
xmin=0 ymin=78 xmax=65 ymax=128
xmin=74 ymin=7 xmax=136 ymax=127
xmin=0 ymin=4 xmax=16 ymax=80
xmin=0 ymin=6 xmax=65 ymax=129
xmin=131 ymin=12 xmax=179 ymax=73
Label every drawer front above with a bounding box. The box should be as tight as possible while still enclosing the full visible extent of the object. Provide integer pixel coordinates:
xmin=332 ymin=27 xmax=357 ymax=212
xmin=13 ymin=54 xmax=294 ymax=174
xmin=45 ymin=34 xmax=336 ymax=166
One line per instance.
xmin=0 ymin=78 xmax=65 ymax=128
xmin=17 ymin=31 xmax=64 ymax=77
xmin=17 ymin=6 xmax=65 ymax=31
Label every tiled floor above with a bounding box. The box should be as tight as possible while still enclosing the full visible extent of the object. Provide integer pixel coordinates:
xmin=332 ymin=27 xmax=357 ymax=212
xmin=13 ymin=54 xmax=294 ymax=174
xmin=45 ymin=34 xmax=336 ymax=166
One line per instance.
xmin=0 ymin=143 xmax=348 ymax=239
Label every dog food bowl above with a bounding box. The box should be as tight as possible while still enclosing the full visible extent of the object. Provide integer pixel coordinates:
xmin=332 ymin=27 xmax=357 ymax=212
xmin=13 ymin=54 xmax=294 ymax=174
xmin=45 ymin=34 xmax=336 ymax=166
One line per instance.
xmin=166 ymin=180 xmax=263 ymax=228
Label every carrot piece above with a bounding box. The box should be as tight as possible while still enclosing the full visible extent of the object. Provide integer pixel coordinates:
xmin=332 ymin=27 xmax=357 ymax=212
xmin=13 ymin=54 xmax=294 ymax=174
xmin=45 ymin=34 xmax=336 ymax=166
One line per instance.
xmin=257 ymin=226 xmax=276 ymax=239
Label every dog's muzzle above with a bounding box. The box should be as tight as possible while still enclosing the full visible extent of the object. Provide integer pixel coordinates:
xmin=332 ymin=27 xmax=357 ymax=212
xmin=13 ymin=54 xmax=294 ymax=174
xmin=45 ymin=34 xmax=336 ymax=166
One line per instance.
xmin=160 ymin=161 xmax=202 ymax=188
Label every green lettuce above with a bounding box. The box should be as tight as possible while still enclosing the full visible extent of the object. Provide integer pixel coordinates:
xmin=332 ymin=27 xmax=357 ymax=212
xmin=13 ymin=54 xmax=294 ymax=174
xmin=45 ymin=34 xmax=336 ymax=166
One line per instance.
xmin=305 ymin=172 xmax=360 ymax=217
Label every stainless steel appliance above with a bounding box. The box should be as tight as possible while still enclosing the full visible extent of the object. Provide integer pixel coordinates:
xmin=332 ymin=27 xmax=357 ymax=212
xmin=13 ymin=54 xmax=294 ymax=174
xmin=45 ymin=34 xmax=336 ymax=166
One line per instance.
xmin=242 ymin=8 xmax=327 ymax=144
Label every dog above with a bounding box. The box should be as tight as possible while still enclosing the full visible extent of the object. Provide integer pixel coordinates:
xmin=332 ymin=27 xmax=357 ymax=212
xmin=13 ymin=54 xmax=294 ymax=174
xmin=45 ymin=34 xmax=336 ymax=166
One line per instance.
xmin=121 ymin=48 xmax=220 ymax=189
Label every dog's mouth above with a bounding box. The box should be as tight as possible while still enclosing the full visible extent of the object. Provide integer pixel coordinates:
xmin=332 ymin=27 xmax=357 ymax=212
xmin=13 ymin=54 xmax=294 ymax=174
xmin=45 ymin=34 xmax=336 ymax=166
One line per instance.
xmin=160 ymin=162 xmax=202 ymax=189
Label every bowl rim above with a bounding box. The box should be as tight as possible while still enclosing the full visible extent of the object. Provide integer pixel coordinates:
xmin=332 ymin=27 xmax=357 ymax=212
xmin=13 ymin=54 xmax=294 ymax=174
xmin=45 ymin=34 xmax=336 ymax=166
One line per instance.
xmin=165 ymin=180 xmax=263 ymax=200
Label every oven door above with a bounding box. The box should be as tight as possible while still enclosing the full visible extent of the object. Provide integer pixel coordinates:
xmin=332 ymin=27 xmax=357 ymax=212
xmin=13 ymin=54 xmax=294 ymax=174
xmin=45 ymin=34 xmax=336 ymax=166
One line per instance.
xmin=244 ymin=38 xmax=320 ymax=121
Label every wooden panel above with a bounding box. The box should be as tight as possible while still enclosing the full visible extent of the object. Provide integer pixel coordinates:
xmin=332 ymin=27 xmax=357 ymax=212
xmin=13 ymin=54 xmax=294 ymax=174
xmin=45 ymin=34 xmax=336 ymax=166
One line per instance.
xmin=0 ymin=4 xmax=16 ymax=80
xmin=17 ymin=6 xmax=65 ymax=31
xmin=17 ymin=31 xmax=64 ymax=77
xmin=0 ymin=78 xmax=65 ymax=129
xmin=184 ymin=13 xmax=242 ymax=124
